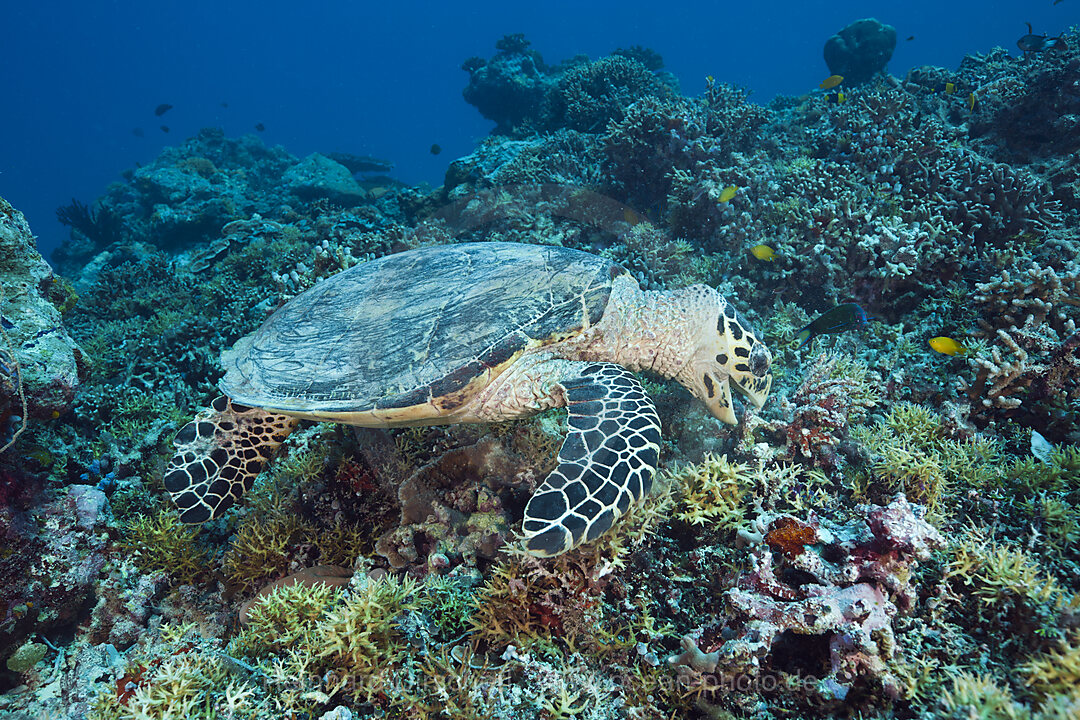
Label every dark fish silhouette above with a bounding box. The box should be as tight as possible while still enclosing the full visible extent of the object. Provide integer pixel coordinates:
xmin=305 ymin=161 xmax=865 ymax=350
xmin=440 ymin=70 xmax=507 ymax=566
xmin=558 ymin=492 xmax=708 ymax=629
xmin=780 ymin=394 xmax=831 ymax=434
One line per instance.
xmin=430 ymin=143 xmax=442 ymax=155
xmin=906 ymin=35 xmax=915 ymax=41
xmin=255 ymin=123 xmax=265 ymax=132
xmin=1018 ymin=23 xmax=1068 ymax=53
xmin=154 ymin=103 xmax=173 ymax=117
xmin=160 ymin=125 xmax=170 ymax=133
xmin=132 ymin=128 xmax=144 ymax=137
xmin=796 ymin=303 xmax=869 ymax=347
xmin=220 ymin=101 xmax=229 ymax=108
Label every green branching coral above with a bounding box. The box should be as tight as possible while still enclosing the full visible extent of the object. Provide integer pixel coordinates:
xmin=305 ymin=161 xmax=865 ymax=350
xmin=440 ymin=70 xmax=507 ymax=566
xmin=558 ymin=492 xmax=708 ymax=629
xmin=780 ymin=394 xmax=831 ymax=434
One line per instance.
xmin=852 ymin=402 xmax=1003 ymax=516
xmin=667 ymin=452 xmax=749 ymax=529
xmin=1020 ymin=630 xmax=1080 ymax=707
xmin=88 ymin=624 xmax=266 ymax=720
xmin=320 ymin=574 xmax=418 ymax=687
xmin=420 ymin=575 xmax=478 ymax=640
xmin=940 ymin=637 xmax=1080 ymax=720
xmin=232 ymin=581 xmax=342 ymax=656
xmin=120 ymin=510 xmax=208 ymax=584
xmin=946 ymin=533 xmax=1065 ymax=608
xmin=940 ymin=670 xmax=1028 ymax=720
xmin=222 ymin=513 xmax=305 ymax=592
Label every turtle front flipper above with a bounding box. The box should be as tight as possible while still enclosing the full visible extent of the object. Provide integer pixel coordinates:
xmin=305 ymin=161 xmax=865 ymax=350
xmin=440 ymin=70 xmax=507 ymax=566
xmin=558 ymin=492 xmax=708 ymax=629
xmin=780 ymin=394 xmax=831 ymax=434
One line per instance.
xmin=164 ymin=396 xmax=299 ymax=523
xmin=522 ymin=362 xmax=661 ymax=556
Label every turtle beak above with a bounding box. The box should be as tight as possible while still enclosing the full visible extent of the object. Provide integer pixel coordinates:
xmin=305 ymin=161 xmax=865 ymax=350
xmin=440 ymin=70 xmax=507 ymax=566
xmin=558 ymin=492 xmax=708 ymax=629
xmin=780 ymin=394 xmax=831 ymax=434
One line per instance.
xmin=731 ymin=370 xmax=772 ymax=410
xmin=683 ymin=369 xmax=739 ymax=425
xmin=706 ymin=373 xmax=738 ymax=425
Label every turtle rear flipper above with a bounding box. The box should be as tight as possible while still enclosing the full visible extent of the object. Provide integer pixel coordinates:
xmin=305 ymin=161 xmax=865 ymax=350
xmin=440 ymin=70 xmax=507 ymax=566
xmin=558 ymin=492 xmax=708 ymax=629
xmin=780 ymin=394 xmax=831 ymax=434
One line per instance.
xmin=164 ymin=396 xmax=299 ymax=523
xmin=522 ymin=362 xmax=661 ymax=556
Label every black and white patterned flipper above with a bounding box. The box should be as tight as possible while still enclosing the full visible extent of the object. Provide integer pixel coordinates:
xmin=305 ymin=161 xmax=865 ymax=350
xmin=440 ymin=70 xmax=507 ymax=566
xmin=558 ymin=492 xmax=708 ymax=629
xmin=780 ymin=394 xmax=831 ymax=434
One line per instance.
xmin=522 ymin=362 xmax=662 ymax=556
xmin=163 ymin=395 xmax=299 ymax=523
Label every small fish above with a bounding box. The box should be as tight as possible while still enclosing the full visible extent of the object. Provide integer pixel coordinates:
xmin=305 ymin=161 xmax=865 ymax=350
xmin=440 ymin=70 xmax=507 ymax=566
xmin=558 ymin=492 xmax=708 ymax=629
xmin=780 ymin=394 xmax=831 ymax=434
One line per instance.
xmin=796 ymin=303 xmax=868 ymax=347
xmin=623 ymin=208 xmax=642 ymax=225
xmin=1031 ymin=429 xmax=1054 ymax=463
xmin=430 ymin=143 xmax=442 ymax=155
xmin=132 ymin=127 xmax=144 ymax=137
xmin=906 ymin=35 xmax=915 ymax=41
xmin=750 ymin=244 xmax=776 ymax=261
xmin=1017 ymin=23 xmax=1068 ymax=53
xmin=154 ymin=103 xmax=173 ymax=117
xmin=706 ymin=75 xmax=714 ymax=83
xmin=255 ymin=122 xmax=266 ymax=132
xmin=820 ymin=74 xmax=844 ymax=90
xmin=220 ymin=101 xmax=229 ymax=108
xmin=160 ymin=125 xmax=170 ymax=133
xmin=968 ymin=92 xmax=976 ymax=111
xmin=928 ymin=336 xmax=967 ymax=355
xmin=945 ymin=82 xmax=956 ymax=94
xmin=718 ymin=185 xmax=738 ymax=203
xmin=826 ymin=91 xmax=846 ymax=104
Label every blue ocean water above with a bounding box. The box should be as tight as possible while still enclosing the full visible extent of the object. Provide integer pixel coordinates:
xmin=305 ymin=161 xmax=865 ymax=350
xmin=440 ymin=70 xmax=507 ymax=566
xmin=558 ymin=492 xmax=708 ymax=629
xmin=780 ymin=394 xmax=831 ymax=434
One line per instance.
xmin=0 ymin=0 xmax=1072 ymax=259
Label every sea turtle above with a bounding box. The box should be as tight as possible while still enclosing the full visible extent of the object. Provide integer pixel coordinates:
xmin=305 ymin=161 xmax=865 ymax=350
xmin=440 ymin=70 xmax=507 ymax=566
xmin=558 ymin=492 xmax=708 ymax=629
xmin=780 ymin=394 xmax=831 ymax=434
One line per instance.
xmin=164 ymin=242 xmax=773 ymax=556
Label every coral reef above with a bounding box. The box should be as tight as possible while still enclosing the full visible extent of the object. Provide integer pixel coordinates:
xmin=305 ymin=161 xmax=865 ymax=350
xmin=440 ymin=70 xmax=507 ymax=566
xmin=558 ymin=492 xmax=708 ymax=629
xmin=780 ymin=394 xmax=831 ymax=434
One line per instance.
xmin=4 ymin=26 xmax=1080 ymax=720
xmin=670 ymin=496 xmax=943 ymax=708
xmin=0 ymin=198 xmax=83 ymax=445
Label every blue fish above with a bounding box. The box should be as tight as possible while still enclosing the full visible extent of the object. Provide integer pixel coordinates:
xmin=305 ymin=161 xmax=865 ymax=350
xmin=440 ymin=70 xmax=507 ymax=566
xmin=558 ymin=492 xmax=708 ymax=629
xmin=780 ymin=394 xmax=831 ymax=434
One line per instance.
xmin=796 ymin=303 xmax=869 ymax=347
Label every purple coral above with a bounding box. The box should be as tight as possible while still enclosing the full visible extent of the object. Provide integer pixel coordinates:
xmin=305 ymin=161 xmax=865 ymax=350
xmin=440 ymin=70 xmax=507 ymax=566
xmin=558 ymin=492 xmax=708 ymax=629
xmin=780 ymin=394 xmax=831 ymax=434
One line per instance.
xmin=670 ymin=495 xmax=943 ymax=705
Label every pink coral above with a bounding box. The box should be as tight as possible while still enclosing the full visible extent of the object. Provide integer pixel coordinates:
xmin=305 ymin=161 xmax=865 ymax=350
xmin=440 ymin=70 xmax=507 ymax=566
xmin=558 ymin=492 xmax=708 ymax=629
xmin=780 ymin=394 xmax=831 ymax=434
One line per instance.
xmin=670 ymin=495 xmax=942 ymax=704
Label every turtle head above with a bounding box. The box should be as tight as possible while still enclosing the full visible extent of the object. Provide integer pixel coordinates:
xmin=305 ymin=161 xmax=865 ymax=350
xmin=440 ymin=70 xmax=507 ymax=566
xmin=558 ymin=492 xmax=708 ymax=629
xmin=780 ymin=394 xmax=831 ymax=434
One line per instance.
xmin=681 ymin=291 xmax=773 ymax=424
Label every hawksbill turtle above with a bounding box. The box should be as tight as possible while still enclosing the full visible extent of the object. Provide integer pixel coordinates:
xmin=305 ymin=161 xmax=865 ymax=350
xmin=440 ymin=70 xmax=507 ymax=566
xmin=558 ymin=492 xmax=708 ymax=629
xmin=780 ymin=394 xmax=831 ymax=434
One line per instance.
xmin=164 ymin=242 xmax=773 ymax=556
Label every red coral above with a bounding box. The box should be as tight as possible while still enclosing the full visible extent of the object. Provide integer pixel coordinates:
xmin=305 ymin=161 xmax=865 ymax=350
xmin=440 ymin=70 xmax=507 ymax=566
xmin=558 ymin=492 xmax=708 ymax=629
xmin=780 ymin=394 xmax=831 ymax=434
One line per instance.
xmin=115 ymin=665 xmax=146 ymax=705
xmin=766 ymin=517 xmax=819 ymax=559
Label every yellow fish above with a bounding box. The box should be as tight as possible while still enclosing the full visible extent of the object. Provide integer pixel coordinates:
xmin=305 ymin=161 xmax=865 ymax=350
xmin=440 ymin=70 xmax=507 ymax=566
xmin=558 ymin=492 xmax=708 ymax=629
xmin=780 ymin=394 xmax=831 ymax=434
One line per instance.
xmin=820 ymin=74 xmax=844 ymax=90
xmin=719 ymin=185 xmax=738 ymax=203
xmin=750 ymin=244 xmax=776 ymax=261
xmin=945 ymin=82 xmax=956 ymax=94
xmin=623 ymin=208 xmax=642 ymax=225
xmin=929 ymin=336 xmax=967 ymax=355
xmin=968 ymin=92 xmax=976 ymax=111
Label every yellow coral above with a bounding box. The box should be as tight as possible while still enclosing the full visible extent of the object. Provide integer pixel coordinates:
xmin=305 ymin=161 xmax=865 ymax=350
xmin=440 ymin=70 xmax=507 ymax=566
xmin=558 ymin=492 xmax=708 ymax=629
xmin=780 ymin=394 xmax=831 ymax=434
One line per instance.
xmin=232 ymin=581 xmax=341 ymax=656
xmin=946 ymin=533 xmax=1064 ymax=607
xmin=1020 ymin=630 xmax=1080 ymax=705
xmin=667 ymin=453 xmax=748 ymax=529
xmin=319 ymin=574 xmax=418 ymax=683
xmin=120 ymin=510 xmax=208 ymax=584
xmin=222 ymin=513 xmax=304 ymax=592
xmin=941 ymin=670 xmax=1027 ymax=719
